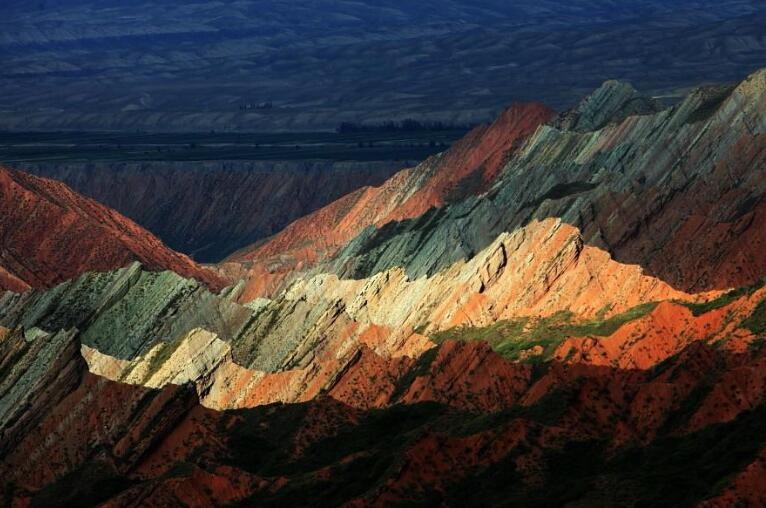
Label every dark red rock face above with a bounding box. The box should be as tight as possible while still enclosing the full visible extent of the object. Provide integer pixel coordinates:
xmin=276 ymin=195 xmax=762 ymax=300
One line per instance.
xmin=0 ymin=166 xmax=225 ymax=291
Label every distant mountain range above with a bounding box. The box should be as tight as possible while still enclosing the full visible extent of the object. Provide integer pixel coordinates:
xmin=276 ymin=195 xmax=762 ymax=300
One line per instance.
xmin=1 ymin=0 xmax=765 ymax=131
xmin=1 ymin=68 xmax=766 ymax=505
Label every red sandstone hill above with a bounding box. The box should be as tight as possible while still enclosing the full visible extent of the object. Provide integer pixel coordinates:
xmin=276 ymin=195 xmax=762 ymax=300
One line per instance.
xmin=0 ymin=166 xmax=225 ymax=292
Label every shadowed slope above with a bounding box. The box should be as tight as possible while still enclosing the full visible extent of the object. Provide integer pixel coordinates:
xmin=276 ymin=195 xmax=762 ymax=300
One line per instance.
xmin=0 ymin=216 xmax=689 ymax=409
xmin=1 ymin=69 xmax=766 ymax=506
xmin=222 ymin=70 xmax=766 ymax=304
xmin=20 ymin=160 xmax=403 ymax=262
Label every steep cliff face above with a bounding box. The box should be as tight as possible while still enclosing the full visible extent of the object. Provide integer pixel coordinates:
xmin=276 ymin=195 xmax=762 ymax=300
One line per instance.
xmin=552 ymin=79 xmax=663 ymax=131
xmin=22 ymin=160 xmax=402 ymax=262
xmin=0 ymin=211 xmax=693 ymax=410
xmin=0 ymin=233 xmax=760 ymax=418
xmin=0 ymin=166 xmax=225 ymax=291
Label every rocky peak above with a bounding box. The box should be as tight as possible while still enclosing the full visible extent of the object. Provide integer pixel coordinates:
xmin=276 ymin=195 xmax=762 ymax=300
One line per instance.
xmin=554 ymin=79 xmax=662 ymax=131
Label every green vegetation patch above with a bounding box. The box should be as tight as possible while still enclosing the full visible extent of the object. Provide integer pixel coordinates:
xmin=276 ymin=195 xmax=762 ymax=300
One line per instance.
xmin=741 ymin=297 xmax=766 ymax=335
xmin=430 ymin=302 xmax=658 ymax=362
xmin=681 ymin=278 xmax=766 ymax=317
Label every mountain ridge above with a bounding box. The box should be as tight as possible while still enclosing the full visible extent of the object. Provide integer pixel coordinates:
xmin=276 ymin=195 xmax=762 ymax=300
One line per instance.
xmin=1 ymin=68 xmax=766 ymax=505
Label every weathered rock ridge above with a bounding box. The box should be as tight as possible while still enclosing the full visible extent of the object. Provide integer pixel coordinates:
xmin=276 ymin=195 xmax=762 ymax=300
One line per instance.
xmin=3 ymin=314 xmax=766 ymax=506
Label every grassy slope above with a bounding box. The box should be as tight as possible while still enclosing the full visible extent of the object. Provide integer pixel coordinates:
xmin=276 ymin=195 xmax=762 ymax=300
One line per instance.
xmin=431 ymin=302 xmax=659 ymax=362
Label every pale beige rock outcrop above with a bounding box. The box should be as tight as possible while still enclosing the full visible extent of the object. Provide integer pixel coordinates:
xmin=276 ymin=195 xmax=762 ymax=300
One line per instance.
xmin=83 ymin=328 xmax=334 ymax=410
xmin=83 ymin=328 xmax=228 ymax=389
